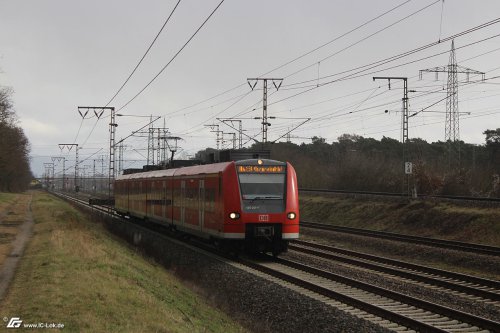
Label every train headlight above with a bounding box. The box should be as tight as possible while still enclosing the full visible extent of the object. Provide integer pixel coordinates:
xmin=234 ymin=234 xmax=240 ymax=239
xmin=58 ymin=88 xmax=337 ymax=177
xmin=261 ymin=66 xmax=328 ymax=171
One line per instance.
xmin=229 ymin=212 xmax=240 ymax=220
xmin=287 ymin=212 xmax=296 ymax=220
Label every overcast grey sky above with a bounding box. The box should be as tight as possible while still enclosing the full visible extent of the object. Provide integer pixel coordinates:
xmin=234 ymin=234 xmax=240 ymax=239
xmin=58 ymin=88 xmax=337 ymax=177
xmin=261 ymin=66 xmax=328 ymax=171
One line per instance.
xmin=1 ymin=0 xmax=499 ymax=177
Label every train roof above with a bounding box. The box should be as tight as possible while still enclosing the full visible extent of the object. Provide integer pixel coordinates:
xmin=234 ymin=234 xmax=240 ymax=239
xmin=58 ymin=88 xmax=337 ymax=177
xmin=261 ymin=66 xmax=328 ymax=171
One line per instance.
xmin=115 ymin=162 xmax=233 ymax=180
xmin=115 ymin=159 xmax=288 ymax=181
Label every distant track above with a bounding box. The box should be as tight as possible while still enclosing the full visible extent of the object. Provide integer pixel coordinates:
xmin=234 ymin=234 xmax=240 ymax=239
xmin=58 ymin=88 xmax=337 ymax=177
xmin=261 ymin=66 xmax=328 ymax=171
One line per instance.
xmin=299 ymin=188 xmax=500 ymax=203
xmin=301 ymin=221 xmax=500 ymax=257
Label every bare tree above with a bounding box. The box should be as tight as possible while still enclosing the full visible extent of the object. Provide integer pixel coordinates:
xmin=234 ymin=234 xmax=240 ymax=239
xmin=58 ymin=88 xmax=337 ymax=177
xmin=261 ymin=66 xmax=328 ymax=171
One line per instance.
xmin=0 ymin=86 xmax=32 ymax=192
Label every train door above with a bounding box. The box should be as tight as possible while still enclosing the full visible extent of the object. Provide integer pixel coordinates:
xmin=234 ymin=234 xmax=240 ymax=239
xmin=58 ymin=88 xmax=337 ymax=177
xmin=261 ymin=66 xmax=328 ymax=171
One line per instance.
xmin=199 ymin=179 xmax=205 ymax=232
xmin=181 ymin=180 xmax=186 ymax=224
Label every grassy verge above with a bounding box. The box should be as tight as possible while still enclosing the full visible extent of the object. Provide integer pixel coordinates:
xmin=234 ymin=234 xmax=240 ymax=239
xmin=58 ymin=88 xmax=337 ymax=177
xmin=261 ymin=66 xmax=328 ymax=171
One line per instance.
xmin=0 ymin=192 xmax=18 ymax=212
xmin=300 ymin=194 xmax=500 ymax=246
xmin=1 ymin=191 xmax=247 ymax=333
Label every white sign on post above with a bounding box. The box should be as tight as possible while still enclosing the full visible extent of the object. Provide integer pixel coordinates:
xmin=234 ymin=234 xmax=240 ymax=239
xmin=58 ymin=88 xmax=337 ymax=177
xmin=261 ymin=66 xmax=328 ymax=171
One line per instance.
xmin=405 ymin=162 xmax=413 ymax=175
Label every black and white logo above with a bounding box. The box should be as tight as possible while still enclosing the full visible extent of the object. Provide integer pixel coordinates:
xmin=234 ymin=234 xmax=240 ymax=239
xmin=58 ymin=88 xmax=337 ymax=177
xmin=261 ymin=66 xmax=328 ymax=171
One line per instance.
xmin=6 ymin=317 xmax=22 ymax=328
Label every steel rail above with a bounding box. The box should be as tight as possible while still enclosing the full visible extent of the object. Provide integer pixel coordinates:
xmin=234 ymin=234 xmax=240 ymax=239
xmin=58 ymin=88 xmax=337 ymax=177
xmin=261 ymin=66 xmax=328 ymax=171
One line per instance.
xmin=290 ymin=240 xmax=500 ymax=302
xmin=299 ymin=188 xmax=500 ymax=202
xmin=240 ymin=257 xmax=448 ymax=333
xmin=301 ymin=221 xmax=500 ymax=257
xmin=293 ymin=239 xmax=500 ymax=289
xmin=249 ymin=256 xmax=500 ymax=332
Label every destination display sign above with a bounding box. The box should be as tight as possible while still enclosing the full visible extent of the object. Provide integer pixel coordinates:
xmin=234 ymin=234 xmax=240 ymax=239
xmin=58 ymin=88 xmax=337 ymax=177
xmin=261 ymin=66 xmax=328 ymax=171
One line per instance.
xmin=237 ymin=165 xmax=285 ymax=173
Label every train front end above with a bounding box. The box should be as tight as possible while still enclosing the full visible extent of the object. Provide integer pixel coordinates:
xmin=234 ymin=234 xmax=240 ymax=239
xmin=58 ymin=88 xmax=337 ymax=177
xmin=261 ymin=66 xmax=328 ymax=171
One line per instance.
xmin=227 ymin=159 xmax=299 ymax=255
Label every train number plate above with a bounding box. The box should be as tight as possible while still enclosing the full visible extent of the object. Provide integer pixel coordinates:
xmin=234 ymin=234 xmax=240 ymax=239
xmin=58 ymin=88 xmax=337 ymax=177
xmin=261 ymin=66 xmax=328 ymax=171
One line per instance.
xmin=258 ymin=214 xmax=269 ymax=222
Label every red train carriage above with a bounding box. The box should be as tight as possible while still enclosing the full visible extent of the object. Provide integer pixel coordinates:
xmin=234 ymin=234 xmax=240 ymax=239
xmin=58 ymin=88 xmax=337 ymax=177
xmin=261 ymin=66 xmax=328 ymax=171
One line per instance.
xmin=114 ymin=159 xmax=299 ymax=255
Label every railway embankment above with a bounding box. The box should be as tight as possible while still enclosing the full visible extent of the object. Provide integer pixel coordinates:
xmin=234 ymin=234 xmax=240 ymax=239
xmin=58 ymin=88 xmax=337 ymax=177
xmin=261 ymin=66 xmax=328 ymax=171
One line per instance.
xmin=300 ymin=194 xmax=500 ymax=279
xmin=0 ymin=191 xmax=247 ymax=333
xmin=300 ymin=194 xmax=500 ymax=246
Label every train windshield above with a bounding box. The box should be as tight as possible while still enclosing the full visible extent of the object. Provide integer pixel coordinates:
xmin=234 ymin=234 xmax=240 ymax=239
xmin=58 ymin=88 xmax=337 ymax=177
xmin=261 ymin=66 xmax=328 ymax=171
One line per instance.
xmin=238 ymin=173 xmax=285 ymax=200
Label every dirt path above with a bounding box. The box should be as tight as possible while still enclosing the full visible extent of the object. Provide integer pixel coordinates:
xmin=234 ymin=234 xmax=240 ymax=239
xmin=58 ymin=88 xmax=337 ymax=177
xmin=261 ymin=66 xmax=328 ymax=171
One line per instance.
xmin=0 ymin=194 xmax=34 ymax=301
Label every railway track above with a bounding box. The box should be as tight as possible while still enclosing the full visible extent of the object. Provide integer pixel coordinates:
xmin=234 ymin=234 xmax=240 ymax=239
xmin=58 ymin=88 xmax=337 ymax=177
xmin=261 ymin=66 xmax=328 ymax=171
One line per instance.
xmin=301 ymin=221 xmax=500 ymax=257
xmin=51 ymin=191 xmax=500 ymax=332
xmin=290 ymin=239 xmax=500 ymax=304
xmin=53 ymin=191 xmax=113 ymax=215
xmin=299 ymin=188 xmax=500 ymax=203
xmin=240 ymin=255 xmax=500 ymax=332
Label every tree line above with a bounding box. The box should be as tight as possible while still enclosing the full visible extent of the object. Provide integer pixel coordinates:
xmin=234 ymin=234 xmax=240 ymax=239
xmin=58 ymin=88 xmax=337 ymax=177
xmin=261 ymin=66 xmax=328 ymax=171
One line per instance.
xmin=0 ymin=86 xmax=32 ymax=192
xmin=267 ymin=132 xmax=500 ymax=197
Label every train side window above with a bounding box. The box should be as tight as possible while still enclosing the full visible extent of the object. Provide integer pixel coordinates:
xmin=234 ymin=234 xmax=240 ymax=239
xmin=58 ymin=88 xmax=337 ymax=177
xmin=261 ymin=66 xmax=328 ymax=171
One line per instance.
xmin=205 ymin=188 xmax=215 ymax=212
xmin=173 ymin=185 xmax=180 ymax=207
xmin=185 ymin=187 xmax=197 ymax=209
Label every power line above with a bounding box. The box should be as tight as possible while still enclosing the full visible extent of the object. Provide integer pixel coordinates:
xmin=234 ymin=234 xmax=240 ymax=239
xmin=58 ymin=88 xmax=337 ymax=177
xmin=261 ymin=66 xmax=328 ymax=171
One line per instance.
xmin=184 ymin=90 xmax=253 ymax=135
xmin=105 ymin=0 xmax=182 ymax=107
xmin=282 ymin=29 xmax=500 ymax=90
xmin=73 ymin=1 xmax=181 ymax=148
xmin=78 ymin=0 xmax=224 ymax=150
xmin=163 ymin=0 xmax=414 ymax=119
xmin=271 ymin=0 xmax=416 ymax=79
xmin=285 ymin=71 xmax=497 ymax=136
xmin=282 ymin=0 xmax=440 ymax=81
xmin=117 ymin=0 xmax=226 ymax=112
xmin=168 ymin=1 xmax=442 ymax=135
xmin=221 ymin=67 xmax=498 ymax=146
xmin=267 ymin=29 xmax=500 ymax=108
xmin=194 ymin=28 xmax=500 ymax=137
xmin=295 ymin=74 xmax=500 ymax=139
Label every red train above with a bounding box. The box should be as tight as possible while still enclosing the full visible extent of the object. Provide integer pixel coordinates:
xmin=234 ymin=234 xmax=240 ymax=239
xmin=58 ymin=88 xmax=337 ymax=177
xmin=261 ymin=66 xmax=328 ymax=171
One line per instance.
xmin=114 ymin=158 xmax=299 ymax=255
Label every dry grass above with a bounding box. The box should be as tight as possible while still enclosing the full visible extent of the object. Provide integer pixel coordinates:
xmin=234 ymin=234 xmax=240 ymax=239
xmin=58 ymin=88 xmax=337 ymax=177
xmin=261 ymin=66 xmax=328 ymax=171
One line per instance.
xmin=1 ymin=191 xmax=248 ymax=333
xmin=300 ymin=194 xmax=500 ymax=246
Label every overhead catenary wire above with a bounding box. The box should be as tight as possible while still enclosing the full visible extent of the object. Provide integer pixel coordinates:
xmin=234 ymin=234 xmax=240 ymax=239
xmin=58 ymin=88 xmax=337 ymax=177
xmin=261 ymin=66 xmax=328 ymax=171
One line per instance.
xmin=78 ymin=0 xmax=225 ymax=149
xmin=164 ymin=0 xmax=415 ymax=118
xmin=268 ymin=65 xmax=496 ymax=140
xmin=201 ymin=48 xmax=499 ymax=147
xmin=178 ymin=0 xmax=441 ymax=133
xmin=72 ymin=1 xmax=182 ymax=148
xmin=105 ymin=0 xmax=182 ymax=107
xmin=73 ymin=6 xmax=500 ymax=164
xmin=190 ymin=21 xmax=500 ymax=141
xmin=281 ymin=28 xmax=500 ymax=90
xmin=281 ymin=0 xmax=441 ymax=81
xmin=290 ymin=73 xmax=500 ymax=141
xmin=108 ymin=1 xmax=447 ymax=145
xmin=117 ymin=0 xmax=226 ymax=112
xmin=266 ymin=29 xmax=500 ymax=109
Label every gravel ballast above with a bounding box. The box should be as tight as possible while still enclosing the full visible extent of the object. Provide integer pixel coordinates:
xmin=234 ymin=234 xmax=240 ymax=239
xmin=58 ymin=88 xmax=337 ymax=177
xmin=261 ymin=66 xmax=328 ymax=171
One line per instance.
xmin=297 ymin=228 xmax=500 ymax=321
